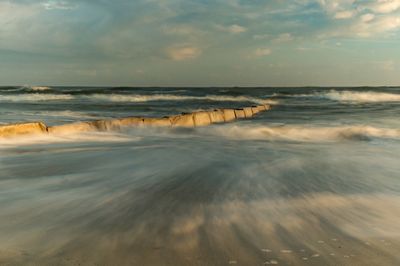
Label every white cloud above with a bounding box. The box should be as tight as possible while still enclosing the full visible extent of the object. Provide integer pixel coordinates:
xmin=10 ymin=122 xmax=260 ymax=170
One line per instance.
xmin=334 ymin=10 xmax=355 ymax=19
xmin=162 ymin=25 xmax=197 ymax=35
xmin=273 ymin=33 xmax=294 ymax=43
xmin=254 ymin=48 xmax=272 ymax=57
xmin=217 ymin=24 xmax=247 ymax=34
xmin=368 ymin=0 xmax=400 ymax=14
xmin=42 ymin=0 xmax=77 ymax=10
xmin=166 ymin=45 xmax=202 ymax=61
xmin=253 ymin=34 xmax=269 ymax=40
xmin=352 ymin=16 xmax=400 ymax=37
xmin=361 ymin=13 xmax=375 ymax=22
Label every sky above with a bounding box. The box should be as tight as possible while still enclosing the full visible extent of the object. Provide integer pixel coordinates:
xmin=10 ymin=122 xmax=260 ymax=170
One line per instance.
xmin=0 ymin=0 xmax=400 ymax=87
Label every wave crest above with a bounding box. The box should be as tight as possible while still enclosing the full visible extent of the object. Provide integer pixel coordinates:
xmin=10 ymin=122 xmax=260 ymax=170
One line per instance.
xmin=86 ymin=94 xmax=274 ymax=104
xmin=209 ymin=124 xmax=400 ymax=142
xmin=0 ymin=94 xmax=73 ymax=102
xmin=323 ymin=90 xmax=400 ymax=103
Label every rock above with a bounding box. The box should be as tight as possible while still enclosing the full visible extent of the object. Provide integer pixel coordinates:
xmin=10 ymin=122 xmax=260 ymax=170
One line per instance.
xmin=243 ymin=107 xmax=253 ymax=118
xmin=115 ymin=117 xmax=144 ymax=127
xmin=193 ymin=111 xmax=212 ymax=126
xmin=170 ymin=113 xmax=195 ymax=127
xmin=222 ymin=109 xmax=236 ymax=122
xmin=91 ymin=120 xmax=119 ymax=131
xmin=143 ymin=117 xmax=172 ymax=127
xmin=234 ymin=109 xmax=246 ymax=119
xmin=251 ymin=106 xmax=261 ymax=115
xmin=48 ymin=122 xmax=96 ymax=134
xmin=262 ymin=104 xmax=271 ymax=110
xmin=3 ymin=104 xmax=272 ymax=137
xmin=208 ymin=110 xmax=225 ymax=123
xmin=258 ymin=105 xmax=267 ymax=111
xmin=0 ymin=122 xmax=48 ymax=137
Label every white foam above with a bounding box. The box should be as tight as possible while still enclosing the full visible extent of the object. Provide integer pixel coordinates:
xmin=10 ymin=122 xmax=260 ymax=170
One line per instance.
xmin=0 ymin=131 xmax=138 ymax=147
xmin=28 ymin=86 xmax=51 ymax=91
xmin=273 ymin=90 xmax=400 ymax=103
xmin=0 ymin=94 xmax=73 ymax=102
xmin=207 ymin=124 xmax=400 ymax=142
xmin=85 ymin=94 xmax=274 ymax=104
xmin=323 ymin=90 xmax=400 ymax=103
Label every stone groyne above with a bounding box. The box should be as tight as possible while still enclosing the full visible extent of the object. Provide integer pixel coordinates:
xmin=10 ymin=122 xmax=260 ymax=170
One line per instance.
xmin=0 ymin=104 xmax=271 ymax=138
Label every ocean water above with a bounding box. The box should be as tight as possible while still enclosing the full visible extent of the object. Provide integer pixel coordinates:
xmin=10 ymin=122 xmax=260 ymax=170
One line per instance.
xmin=0 ymin=86 xmax=400 ymax=265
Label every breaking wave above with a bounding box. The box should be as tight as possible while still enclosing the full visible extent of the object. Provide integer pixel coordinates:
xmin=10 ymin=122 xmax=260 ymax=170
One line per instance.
xmin=0 ymin=93 xmax=275 ymax=105
xmin=25 ymin=86 xmax=51 ymax=91
xmin=0 ymin=131 xmax=139 ymax=147
xmin=323 ymin=90 xmax=400 ymax=103
xmin=272 ymin=90 xmax=400 ymax=103
xmin=85 ymin=94 xmax=274 ymax=104
xmin=0 ymin=94 xmax=73 ymax=102
xmin=208 ymin=124 xmax=400 ymax=142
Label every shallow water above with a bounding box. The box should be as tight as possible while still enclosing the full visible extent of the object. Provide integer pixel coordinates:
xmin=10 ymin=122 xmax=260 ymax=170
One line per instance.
xmin=1 ymin=87 xmax=400 ymax=265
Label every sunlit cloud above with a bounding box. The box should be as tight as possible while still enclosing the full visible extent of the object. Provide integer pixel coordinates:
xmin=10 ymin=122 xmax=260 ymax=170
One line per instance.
xmin=368 ymin=0 xmax=400 ymax=13
xmin=42 ymin=0 xmax=77 ymax=10
xmin=216 ymin=24 xmax=247 ymax=34
xmin=0 ymin=0 xmax=399 ymax=86
xmin=273 ymin=33 xmax=294 ymax=43
xmin=253 ymin=48 xmax=272 ymax=57
xmin=166 ymin=45 xmax=202 ymax=61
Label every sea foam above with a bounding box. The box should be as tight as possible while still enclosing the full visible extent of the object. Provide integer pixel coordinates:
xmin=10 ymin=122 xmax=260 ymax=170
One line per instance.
xmin=208 ymin=124 xmax=400 ymax=142
xmin=0 ymin=94 xmax=73 ymax=102
xmin=323 ymin=90 xmax=400 ymax=103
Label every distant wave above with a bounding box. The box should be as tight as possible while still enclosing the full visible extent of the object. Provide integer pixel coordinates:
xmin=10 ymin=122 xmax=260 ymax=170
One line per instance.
xmin=83 ymin=94 xmax=275 ymax=104
xmin=273 ymin=90 xmax=400 ymax=103
xmin=0 ymin=94 xmax=73 ymax=102
xmin=208 ymin=124 xmax=400 ymax=142
xmin=26 ymin=86 xmax=51 ymax=91
xmin=0 ymin=92 xmax=274 ymax=104
xmin=323 ymin=90 xmax=400 ymax=103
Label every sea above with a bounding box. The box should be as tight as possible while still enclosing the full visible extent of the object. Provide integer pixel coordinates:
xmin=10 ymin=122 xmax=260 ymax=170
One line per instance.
xmin=0 ymin=86 xmax=399 ymax=265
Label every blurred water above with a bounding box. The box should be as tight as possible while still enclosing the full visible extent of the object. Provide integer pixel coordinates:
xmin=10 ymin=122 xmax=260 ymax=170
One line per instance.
xmin=0 ymin=87 xmax=400 ymax=265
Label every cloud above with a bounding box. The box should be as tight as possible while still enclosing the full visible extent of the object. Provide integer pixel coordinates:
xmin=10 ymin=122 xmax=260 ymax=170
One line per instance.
xmin=368 ymin=0 xmax=400 ymax=14
xmin=162 ymin=25 xmax=197 ymax=35
xmin=42 ymin=0 xmax=77 ymax=10
xmin=217 ymin=24 xmax=247 ymax=34
xmin=360 ymin=13 xmax=375 ymax=22
xmin=334 ymin=10 xmax=355 ymax=19
xmin=254 ymin=48 xmax=272 ymax=57
xmin=166 ymin=45 xmax=202 ymax=61
xmin=273 ymin=33 xmax=294 ymax=43
xmin=253 ymin=34 xmax=269 ymax=40
xmin=352 ymin=15 xmax=400 ymax=37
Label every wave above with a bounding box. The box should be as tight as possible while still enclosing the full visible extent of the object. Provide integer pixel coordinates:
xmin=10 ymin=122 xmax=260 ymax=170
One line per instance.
xmin=0 ymin=131 xmax=139 ymax=147
xmin=207 ymin=124 xmax=400 ymax=142
xmin=26 ymin=86 xmax=51 ymax=91
xmin=323 ymin=90 xmax=400 ymax=103
xmin=273 ymin=90 xmax=400 ymax=103
xmin=84 ymin=94 xmax=274 ymax=104
xmin=0 ymin=93 xmax=275 ymax=105
xmin=0 ymin=94 xmax=73 ymax=102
